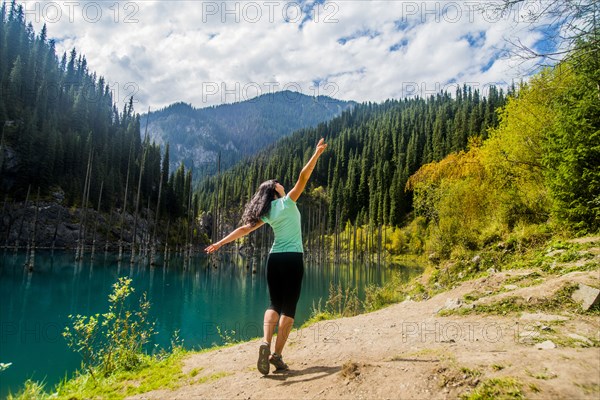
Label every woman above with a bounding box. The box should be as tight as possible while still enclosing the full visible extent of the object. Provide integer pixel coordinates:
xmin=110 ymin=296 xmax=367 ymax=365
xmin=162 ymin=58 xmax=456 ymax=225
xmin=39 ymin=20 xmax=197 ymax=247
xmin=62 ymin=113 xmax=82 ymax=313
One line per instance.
xmin=205 ymin=138 xmax=327 ymax=375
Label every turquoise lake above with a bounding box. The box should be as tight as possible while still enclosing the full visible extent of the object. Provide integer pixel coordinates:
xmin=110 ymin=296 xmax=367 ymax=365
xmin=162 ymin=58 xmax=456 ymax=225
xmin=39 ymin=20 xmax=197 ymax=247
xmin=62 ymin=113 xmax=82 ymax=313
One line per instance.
xmin=0 ymin=251 xmax=420 ymax=396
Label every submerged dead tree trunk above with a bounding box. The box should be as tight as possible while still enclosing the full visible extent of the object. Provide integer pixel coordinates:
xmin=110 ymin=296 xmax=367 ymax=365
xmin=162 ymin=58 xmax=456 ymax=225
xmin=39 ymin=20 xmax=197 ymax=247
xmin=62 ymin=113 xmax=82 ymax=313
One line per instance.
xmin=377 ymin=224 xmax=382 ymax=267
xmin=142 ymin=196 xmax=151 ymax=263
xmin=131 ymin=108 xmax=151 ymax=265
xmin=15 ymin=185 xmax=31 ymax=253
xmin=150 ymin=153 xmax=165 ymax=266
xmin=163 ymin=219 xmax=170 ymax=266
xmin=3 ymin=197 xmax=13 ymax=250
xmin=352 ymin=222 xmax=357 ymax=265
xmin=185 ymin=171 xmax=194 ymax=267
xmin=51 ymin=205 xmax=62 ymax=254
xmin=76 ymin=149 xmax=93 ymax=261
xmin=90 ymin=181 xmax=103 ymax=260
xmin=26 ymin=188 xmax=40 ymax=271
xmin=105 ymin=206 xmax=113 ymax=254
xmin=212 ymin=152 xmax=221 ymax=245
xmin=118 ymin=137 xmax=134 ymax=262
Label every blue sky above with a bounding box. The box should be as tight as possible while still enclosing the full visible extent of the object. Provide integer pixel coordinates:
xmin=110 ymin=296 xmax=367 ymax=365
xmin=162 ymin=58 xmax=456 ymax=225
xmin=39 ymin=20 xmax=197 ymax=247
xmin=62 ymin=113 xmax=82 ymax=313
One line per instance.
xmin=21 ymin=0 xmax=562 ymax=111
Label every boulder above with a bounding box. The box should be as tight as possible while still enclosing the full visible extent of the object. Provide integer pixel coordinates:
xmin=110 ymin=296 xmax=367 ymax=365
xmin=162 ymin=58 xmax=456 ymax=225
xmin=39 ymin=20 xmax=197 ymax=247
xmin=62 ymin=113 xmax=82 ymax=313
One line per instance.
xmin=436 ymin=298 xmax=465 ymax=313
xmin=567 ymin=333 xmax=593 ymax=346
xmin=571 ymin=284 xmax=600 ymax=311
xmin=535 ymin=340 xmax=556 ymax=350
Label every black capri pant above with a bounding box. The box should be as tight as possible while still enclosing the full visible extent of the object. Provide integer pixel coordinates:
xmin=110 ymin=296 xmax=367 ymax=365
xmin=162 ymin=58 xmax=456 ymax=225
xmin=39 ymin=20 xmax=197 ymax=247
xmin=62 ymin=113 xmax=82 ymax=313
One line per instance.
xmin=266 ymin=252 xmax=304 ymax=319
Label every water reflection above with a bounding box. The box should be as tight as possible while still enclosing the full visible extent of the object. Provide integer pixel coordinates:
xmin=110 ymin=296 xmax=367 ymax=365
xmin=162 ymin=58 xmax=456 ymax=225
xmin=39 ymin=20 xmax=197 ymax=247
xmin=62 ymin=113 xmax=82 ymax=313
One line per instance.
xmin=0 ymin=250 xmax=421 ymax=396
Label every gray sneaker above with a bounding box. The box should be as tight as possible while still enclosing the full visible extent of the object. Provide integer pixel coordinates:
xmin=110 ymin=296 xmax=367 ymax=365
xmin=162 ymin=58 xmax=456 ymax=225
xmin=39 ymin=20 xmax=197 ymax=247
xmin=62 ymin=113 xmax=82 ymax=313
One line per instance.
xmin=269 ymin=353 xmax=289 ymax=372
xmin=257 ymin=342 xmax=270 ymax=375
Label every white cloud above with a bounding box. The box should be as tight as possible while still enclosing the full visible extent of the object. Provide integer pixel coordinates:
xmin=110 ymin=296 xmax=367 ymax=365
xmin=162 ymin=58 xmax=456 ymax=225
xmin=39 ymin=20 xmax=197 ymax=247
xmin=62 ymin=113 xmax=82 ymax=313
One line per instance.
xmin=22 ymin=0 xmax=560 ymax=111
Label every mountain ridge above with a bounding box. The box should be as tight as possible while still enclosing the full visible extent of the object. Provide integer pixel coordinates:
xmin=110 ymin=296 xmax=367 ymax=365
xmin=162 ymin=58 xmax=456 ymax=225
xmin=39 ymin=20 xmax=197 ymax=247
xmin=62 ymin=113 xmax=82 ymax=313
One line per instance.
xmin=142 ymin=91 xmax=356 ymax=175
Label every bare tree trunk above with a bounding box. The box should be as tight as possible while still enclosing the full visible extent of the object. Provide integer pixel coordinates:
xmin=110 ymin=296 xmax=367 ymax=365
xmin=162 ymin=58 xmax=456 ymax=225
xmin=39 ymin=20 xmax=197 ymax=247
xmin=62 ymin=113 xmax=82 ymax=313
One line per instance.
xmin=318 ymin=201 xmax=324 ymax=265
xmin=352 ymin=222 xmax=357 ymax=265
xmin=76 ymin=149 xmax=93 ymax=261
xmin=187 ymin=172 xmax=194 ymax=265
xmin=2 ymin=196 xmax=12 ymax=251
xmin=90 ymin=181 xmax=103 ymax=260
xmin=15 ymin=185 xmax=31 ymax=253
xmin=131 ymin=108 xmax=151 ymax=265
xmin=142 ymin=195 xmax=151 ymax=263
xmin=26 ymin=188 xmax=40 ymax=271
xmin=212 ymin=152 xmax=221 ymax=244
xmin=82 ymin=153 xmax=93 ymax=258
xmin=358 ymin=223 xmax=362 ymax=264
xmin=163 ymin=219 xmax=170 ymax=266
xmin=377 ymin=224 xmax=382 ymax=267
xmin=51 ymin=205 xmax=62 ymax=254
xmin=367 ymin=221 xmax=373 ymax=265
xmin=118 ymin=138 xmax=134 ymax=262
xmin=105 ymin=207 xmax=113 ymax=254
xmin=151 ymin=152 xmax=165 ymax=266
xmin=383 ymin=224 xmax=387 ymax=264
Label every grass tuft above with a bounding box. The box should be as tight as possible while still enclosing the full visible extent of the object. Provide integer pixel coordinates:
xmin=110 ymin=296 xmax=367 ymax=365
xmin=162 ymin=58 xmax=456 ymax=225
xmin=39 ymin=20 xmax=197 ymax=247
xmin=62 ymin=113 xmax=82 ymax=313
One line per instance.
xmin=460 ymin=377 xmax=525 ymax=400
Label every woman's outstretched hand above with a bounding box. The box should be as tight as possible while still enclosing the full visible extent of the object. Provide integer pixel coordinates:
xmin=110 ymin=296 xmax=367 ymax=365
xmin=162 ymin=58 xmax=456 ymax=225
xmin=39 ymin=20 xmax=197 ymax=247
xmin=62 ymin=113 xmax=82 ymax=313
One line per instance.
xmin=204 ymin=242 xmax=222 ymax=254
xmin=315 ymin=138 xmax=328 ymax=156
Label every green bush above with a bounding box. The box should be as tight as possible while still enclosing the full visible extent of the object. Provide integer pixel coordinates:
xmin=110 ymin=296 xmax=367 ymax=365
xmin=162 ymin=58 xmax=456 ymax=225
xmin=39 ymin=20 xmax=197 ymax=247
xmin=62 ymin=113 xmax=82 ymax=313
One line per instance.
xmin=364 ymin=282 xmax=403 ymax=312
xmin=62 ymin=277 xmax=156 ymax=379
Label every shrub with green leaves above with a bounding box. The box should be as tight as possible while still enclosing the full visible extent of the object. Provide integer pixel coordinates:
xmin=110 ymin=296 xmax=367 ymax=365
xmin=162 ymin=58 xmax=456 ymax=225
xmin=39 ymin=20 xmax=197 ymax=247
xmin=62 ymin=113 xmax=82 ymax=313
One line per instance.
xmin=62 ymin=277 xmax=156 ymax=379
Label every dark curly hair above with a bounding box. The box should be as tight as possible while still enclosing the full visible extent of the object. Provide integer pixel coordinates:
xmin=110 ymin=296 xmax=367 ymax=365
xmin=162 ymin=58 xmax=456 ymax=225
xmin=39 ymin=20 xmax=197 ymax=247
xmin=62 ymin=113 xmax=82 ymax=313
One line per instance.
xmin=242 ymin=179 xmax=280 ymax=226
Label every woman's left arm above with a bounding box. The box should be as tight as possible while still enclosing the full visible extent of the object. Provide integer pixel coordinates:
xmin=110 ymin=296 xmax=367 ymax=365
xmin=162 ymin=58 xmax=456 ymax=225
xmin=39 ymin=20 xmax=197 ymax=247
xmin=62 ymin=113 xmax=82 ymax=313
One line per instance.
xmin=205 ymin=220 xmax=264 ymax=254
xmin=288 ymin=138 xmax=327 ymax=202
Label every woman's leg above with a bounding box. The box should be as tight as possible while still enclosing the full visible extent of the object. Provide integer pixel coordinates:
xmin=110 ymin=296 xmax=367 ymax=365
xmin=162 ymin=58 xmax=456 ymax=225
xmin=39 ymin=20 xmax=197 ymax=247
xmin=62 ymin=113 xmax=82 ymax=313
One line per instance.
xmin=274 ymin=315 xmax=294 ymax=355
xmin=263 ymin=309 xmax=279 ymax=345
xmin=264 ymin=253 xmax=283 ymax=346
xmin=272 ymin=253 xmax=304 ymax=357
xmin=257 ymin=311 xmax=276 ymax=375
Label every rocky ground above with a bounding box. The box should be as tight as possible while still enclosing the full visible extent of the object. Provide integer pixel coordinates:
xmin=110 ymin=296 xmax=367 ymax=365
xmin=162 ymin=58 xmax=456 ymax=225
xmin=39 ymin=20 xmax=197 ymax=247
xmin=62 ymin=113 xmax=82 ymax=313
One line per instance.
xmin=128 ymin=243 xmax=600 ymax=400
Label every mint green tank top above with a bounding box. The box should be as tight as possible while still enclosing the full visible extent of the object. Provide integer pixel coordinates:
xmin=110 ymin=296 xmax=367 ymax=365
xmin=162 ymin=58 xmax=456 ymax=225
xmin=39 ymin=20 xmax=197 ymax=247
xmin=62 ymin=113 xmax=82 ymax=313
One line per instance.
xmin=260 ymin=194 xmax=303 ymax=253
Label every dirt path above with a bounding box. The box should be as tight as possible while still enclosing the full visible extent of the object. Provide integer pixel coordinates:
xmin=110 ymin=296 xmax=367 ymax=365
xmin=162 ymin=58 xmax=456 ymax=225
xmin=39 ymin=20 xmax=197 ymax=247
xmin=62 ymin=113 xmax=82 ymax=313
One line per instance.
xmin=130 ymin=268 xmax=599 ymax=399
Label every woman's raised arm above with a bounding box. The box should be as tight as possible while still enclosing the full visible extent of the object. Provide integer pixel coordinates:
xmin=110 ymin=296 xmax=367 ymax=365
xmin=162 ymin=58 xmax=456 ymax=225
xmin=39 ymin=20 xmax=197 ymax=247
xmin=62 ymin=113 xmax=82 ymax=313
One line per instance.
xmin=288 ymin=138 xmax=327 ymax=202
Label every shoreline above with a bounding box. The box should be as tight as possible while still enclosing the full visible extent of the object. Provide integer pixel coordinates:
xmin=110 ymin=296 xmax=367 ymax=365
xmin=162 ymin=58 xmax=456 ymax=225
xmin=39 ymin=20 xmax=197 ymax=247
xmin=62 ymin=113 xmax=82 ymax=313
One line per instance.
xmin=128 ymin=262 xmax=599 ymax=400
xmin=6 ymin=236 xmax=599 ymax=399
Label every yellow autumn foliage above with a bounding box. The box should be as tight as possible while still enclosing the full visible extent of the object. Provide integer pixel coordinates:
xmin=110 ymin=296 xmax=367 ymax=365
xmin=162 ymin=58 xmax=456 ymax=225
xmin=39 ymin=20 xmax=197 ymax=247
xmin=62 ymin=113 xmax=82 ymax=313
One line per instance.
xmin=405 ymin=69 xmax=568 ymax=256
